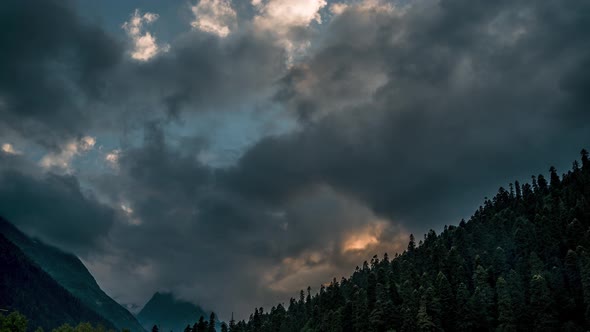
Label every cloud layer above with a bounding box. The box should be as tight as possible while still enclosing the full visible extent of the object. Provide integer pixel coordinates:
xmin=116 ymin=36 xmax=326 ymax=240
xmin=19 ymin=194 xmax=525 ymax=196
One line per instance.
xmin=1 ymin=0 xmax=590 ymax=320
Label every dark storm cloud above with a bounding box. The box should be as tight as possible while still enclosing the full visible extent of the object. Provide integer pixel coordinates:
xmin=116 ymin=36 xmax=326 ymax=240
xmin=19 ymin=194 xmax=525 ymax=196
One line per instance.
xmin=85 ymin=124 xmax=398 ymax=317
xmin=0 ymin=154 xmax=116 ymax=253
xmin=0 ymin=0 xmax=123 ymax=146
xmin=229 ymin=0 xmax=590 ymax=231
xmin=0 ymin=0 xmax=286 ymax=145
xmin=127 ymin=30 xmax=286 ymax=117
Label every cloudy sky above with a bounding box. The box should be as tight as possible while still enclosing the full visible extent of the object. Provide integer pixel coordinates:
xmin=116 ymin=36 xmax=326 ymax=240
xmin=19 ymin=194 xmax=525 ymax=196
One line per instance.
xmin=1 ymin=0 xmax=589 ymax=320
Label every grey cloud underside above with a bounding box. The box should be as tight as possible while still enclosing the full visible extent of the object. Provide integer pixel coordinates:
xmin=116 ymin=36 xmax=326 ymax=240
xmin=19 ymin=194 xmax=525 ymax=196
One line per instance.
xmin=0 ymin=0 xmax=122 ymax=146
xmin=1 ymin=0 xmax=590 ymax=320
xmin=231 ymin=0 xmax=590 ymax=226
xmin=0 ymin=155 xmax=115 ymax=254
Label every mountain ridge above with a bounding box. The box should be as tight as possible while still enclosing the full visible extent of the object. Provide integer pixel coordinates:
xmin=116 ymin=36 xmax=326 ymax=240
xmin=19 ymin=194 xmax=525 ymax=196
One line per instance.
xmin=0 ymin=233 xmax=116 ymax=331
xmin=0 ymin=218 xmax=145 ymax=332
xmin=137 ymin=291 xmax=215 ymax=332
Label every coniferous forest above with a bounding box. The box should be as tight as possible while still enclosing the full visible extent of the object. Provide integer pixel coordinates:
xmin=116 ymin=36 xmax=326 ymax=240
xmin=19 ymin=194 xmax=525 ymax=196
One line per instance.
xmin=219 ymin=150 xmax=590 ymax=332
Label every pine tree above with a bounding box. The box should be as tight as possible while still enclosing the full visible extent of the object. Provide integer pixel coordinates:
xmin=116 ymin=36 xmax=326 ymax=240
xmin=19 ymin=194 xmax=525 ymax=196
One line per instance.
xmin=471 ymin=265 xmax=493 ymax=330
xmin=197 ymin=316 xmax=207 ymax=332
xmin=408 ymin=234 xmax=416 ymax=252
xmin=530 ymin=274 xmax=555 ymax=330
xmin=228 ymin=312 xmax=236 ymax=332
xmin=416 ymin=295 xmax=436 ymax=332
xmin=496 ymin=277 xmax=516 ymax=331
xmin=208 ymin=312 xmax=216 ymax=332
xmin=550 ymin=166 xmax=561 ymax=190
xmin=0 ymin=312 xmax=28 ymax=332
xmin=538 ymin=174 xmax=548 ymax=192
xmin=435 ymin=272 xmax=454 ymax=331
xmin=578 ymin=250 xmax=590 ymax=326
xmin=515 ymin=180 xmax=522 ymax=201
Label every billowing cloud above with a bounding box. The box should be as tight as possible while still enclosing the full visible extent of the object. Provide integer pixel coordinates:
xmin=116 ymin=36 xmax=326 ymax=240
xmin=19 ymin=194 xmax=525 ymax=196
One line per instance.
xmin=191 ymin=0 xmax=237 ymax=37
xmin=122 ymin=9 xmax=170 ymax=61
xmin=105 ymin=149 xmax=122 ymax=169
xmin=84 ymin=132 xmax=409 ymax=315
xmin=1 ymin=143 xmax=21 ymax=155
xmin=0 ymin=153 xmax=115 ymax=254
xmin=330 ymin=0 xmax=398 ymax=16
xmin=0 ymin=0 xmax=122 ymax=145
xmin=252 ymin=0 xmax=328 ymax=63
xmin=39 ymin=136 xmax=96 ymax=172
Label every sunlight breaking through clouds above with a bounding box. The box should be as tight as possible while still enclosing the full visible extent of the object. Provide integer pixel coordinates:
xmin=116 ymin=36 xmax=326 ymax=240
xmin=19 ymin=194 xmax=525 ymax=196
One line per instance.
xmin=252 ymin=0 xmax=327 ymax=64
xmin=105 ymin=149 xmax=121 ymax=169
xmin=1 ymin=143 xmax=21 ymax=155
xmin=39 ymin=136 xmax=96 ymax=172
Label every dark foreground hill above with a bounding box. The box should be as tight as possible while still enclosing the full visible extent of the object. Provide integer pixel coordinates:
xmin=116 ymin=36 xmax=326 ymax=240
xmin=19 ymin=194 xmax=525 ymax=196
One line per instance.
xmin=0 ymin=218 xmax=145 ymax=332
xmin=137 ymin=292 xmax=214 ymax=332
xmin=0 ymin=233 xmax=116 ymax=331
xmin=225 ymin=150 xmax=590 ymax=331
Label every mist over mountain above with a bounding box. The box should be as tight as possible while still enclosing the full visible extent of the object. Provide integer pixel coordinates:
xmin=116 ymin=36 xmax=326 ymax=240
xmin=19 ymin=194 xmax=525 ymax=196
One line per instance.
xmin=137 ymin=292 xmax=215 ymax=332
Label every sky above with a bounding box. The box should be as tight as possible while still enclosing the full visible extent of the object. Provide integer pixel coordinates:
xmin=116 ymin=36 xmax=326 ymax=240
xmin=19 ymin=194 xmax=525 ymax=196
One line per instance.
xmin=1 ymin=0 xmax=590 ymax=320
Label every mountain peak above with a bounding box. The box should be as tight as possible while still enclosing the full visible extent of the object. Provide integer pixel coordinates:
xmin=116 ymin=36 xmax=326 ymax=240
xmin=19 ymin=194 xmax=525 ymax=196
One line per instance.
xmin=0 ymin=217 xmax=145 ymax=332
xmin=138 ymin=292 xmax=213 ymax=332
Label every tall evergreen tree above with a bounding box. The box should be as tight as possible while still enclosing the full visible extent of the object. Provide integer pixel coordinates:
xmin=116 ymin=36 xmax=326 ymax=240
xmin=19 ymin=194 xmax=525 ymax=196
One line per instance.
xmin=208 ymin=312 xmax=216 ymax=332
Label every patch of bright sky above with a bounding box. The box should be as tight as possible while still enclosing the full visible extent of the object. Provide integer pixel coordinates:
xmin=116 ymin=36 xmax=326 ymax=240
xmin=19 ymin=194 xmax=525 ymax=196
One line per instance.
xmin=166 ymin=104 xmax=298 ymax=168
xmin=76 ymin=0 xmax=188 ymax=43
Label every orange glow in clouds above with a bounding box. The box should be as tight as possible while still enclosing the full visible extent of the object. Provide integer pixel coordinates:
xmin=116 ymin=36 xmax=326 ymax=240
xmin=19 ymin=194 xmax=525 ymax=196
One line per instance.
xmin=342 ymin=221 xmax=386 ymax=252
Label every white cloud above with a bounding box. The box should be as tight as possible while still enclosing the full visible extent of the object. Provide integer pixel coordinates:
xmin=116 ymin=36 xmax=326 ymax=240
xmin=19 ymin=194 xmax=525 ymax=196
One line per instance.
xmin=191 ymin=0 xmax=237 ymax=38
xmin=252 ymin=0 xmax=326 ymax=30
xmin=120 ymin=203 xmax=142 ymax=226
xmin=252 ymin=0 xmax=328 ymax=64
xmin=1 ymin=143 xmax=21 ymax=155
xmin=105 ymin=149 xmax=122 ymax=169
xmin=330 ymin=0 xmax=397 ymax=16
xmin=329 ymin=3 xmax=349 ymax=15
xmin=39 ymin=136 xmax=96 ymax=172
xmin=122 ymin=9 xmax=170 ymax=61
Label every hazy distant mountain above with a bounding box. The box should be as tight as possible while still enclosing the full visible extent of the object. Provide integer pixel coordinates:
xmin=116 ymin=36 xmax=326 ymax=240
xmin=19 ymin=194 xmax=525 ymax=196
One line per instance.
xmin=0 ymin=218 xmax=145 ymax=332
xmin=137 ymin=292 xmax=214 ymax=332
xmin=0 ymin=233 xmax=115 ymax=331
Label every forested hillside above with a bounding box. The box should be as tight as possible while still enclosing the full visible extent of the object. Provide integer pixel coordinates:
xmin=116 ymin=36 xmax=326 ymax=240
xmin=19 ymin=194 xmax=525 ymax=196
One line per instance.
xmin=0 ymin=218 xmax=145 ymax=332
xmin=0 ymin=234 xmax=116 ymax=331
xmin=224 ymin=150 xmax=590 ymax=332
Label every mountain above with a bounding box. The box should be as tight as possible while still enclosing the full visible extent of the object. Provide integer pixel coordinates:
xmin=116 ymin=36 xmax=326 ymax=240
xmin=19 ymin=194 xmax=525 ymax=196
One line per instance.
xmin=225 ymin=150 xmax=590 ymax=331
xmin=0 ymin=233 xmax=116 ymax=331
xmin=137 ymin=292 xmax=213 ymax=332
xmin=0 ymin=218 xmax=145 ymax=332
